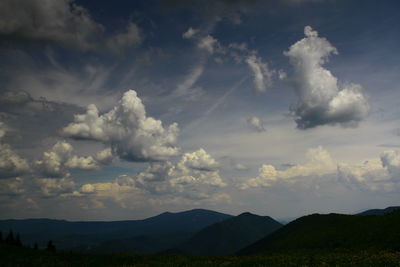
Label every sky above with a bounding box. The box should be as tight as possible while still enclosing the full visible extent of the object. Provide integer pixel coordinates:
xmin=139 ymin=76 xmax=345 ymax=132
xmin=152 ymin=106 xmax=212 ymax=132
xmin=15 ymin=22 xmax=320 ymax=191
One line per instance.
xmin=0 ymin=0 xmax=400 ymax=221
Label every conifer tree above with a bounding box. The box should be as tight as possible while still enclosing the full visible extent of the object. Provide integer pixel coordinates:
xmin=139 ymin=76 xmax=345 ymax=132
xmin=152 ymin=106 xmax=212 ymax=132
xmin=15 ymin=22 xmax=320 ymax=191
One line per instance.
xmin=46 ymin=240 xmax=56 ymax=252
xmin=33 ymin=243 xmax=38 ymax=250
xmin=5 ymin=230 xmax=14 ymax=245
xmin=15 ymin=233 xmax=22 ymax=247
xmin=0 ymin=231 xmax=3 ymax=242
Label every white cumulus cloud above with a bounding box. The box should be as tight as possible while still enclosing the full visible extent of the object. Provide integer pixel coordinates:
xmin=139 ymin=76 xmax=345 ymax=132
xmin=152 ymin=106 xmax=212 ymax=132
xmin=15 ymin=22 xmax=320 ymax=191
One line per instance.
xmin=79 ymin=148 xmax=226 ymax=201
xmin=284 ymin=26 xmax=369 ymax=129
xmin=239 ymin=146 xmax=400 ymax=192
xmin=36 ymin=141 xmax=101 ymax=178
xmin=63 ymin=90 xmax=180 ymax=162
xmin=238 ymin=146 xmax=335 ymax=189
xmin=177 ymin=148 xmax=220 ymax=172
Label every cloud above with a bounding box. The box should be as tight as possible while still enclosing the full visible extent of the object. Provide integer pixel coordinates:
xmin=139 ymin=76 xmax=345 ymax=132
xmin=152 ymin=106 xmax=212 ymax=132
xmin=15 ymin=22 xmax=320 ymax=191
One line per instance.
xmin=0 ymin=122 xmax=30 ymax=179
xmin=177 ymin=148 xmax=220 ymax=172
xmin=182 ymin=23 xmax=275 ymax=96
xmin=138 ymin=149 xmax=226 ymax=193
xmin=0 ymin=147 xmax=29 ymax=178
xmin=238 ymin=146 xmax=335 ymax=189
xmin=246 ymin=55 xmax=274 ymax=93
xmin=284 ymin=26 xmax=369 ymax=129
xmin=0 ymin=0 xmax=102 ymax=50
xmin=0 ymin=90 xmax=88 ymax=160
xmin=239 ymin=146 xmax=400 ymax=192
xmin=94 ymin=148 xmax=114 ymax=165
xmin=36 ymin=141 xmax=101 ymax=178
xmin=234 ymin=163 xmax=249 ymax=171
xmin=79 ymin=148 xmax=226 ymax=201
xmin=0 ymin=177 xmax=25 ymax=196
xmin=198 ymin=35 xmax=219 ymax=54
xmin=380 ymin=150 xmax=400 ymax=180
xmin=0 ymin=91 xmax=33 ymax=105
xmin=337 ymin=160 xmax=388 ymax=190
xmin=171 ymin=63 xmax=205 ymax=101
xmin=247 ymin=116 xmax=266 ymax=132
xmin=35 ymin=177 xmax=76 ymax=197
xmin=228 ymin=43 xmax=274 ymax=92
xmin=0 ymin=0 xmax=142 ymax=51
xmin=183 ymin=30 xmax=275 ymax=93
xmin=182 ymin=28 xmax=222 ymax=55
xmin=107 ymin=22 xmax=142 ymax=52
xmin=63 ymin=90 xmax=180 ymax=162
xmin=182 ymin=27 xmax=199 ymax=39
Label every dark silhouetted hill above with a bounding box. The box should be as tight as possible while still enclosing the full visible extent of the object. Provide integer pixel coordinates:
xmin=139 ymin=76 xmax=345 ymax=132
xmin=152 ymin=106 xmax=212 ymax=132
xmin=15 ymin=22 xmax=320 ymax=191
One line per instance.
xmin=239 ymin=210 xmax=400 ymax=255
xmin=175 ymin=212 xmax=282 ymax=256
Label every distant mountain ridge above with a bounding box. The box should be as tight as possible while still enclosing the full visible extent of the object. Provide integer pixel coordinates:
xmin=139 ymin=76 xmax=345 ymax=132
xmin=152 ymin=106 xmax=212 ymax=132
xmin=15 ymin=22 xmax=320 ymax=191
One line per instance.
xmin=356 ymin=206 xmax=400 ymax=216
xmin=175 ymin=212 xmax=282 ymax=256
xmin=4 ymin=206 xmax=400 ymax=256
xmin=0 ymin=209 xmax=232 ymax=251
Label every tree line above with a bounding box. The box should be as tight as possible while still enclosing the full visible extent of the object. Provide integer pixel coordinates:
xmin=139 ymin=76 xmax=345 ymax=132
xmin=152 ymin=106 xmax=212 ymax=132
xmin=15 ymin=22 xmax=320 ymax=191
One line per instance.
xmin=0 ymin=230 xmax=56 ymax=252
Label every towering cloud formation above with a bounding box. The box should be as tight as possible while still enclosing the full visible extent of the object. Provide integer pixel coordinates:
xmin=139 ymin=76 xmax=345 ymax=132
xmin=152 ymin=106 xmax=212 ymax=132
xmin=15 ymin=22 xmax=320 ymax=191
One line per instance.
xmin=63 ymin=90 xmax=180 ymax=162
xmin=285 ymin=26 xmax=369 ymax=129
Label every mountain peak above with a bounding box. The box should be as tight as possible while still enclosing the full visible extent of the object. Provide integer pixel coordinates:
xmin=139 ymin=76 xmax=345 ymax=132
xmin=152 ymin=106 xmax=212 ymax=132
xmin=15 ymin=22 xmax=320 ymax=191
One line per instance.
xmin=238 ymin=212 xmax=256 ymax=217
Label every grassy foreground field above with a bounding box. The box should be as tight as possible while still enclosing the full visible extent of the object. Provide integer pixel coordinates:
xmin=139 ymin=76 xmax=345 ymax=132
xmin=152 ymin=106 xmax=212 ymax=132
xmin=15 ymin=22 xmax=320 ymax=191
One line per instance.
xmin=1 ymin=244 xmax=400 ymax=267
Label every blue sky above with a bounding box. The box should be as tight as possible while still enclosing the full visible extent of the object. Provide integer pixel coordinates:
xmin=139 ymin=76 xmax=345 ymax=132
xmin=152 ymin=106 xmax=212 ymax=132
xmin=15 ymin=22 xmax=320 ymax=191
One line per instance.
xmin=0 ymin=0 xmax=400 ymax=220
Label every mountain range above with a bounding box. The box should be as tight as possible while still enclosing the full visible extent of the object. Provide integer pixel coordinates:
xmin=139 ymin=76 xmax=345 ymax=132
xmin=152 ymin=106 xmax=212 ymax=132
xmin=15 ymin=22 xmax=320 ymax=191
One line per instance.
xmin=0 ymin=209 xmax=232 ymax=252
xmin=1 ymin=206 xmax=400 ymax=256
xmin=356 ymin=206 xmax=400 ymax=216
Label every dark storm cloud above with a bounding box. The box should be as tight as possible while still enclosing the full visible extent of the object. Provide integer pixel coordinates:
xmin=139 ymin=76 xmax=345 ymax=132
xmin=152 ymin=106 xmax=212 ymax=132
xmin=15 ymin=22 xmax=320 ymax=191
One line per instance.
xmin=0 ymin=90 xmax=83 ymax=150
xmin=0 ymin=0 xmax=142 ymax=51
